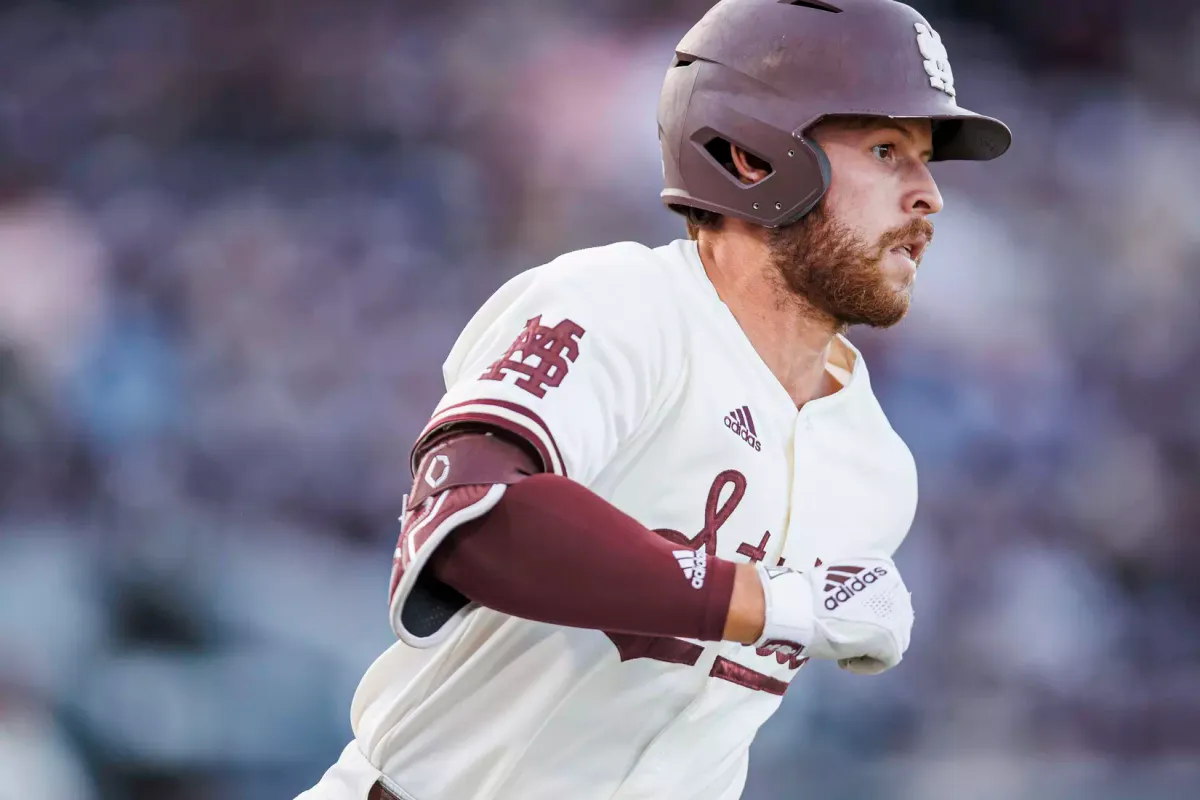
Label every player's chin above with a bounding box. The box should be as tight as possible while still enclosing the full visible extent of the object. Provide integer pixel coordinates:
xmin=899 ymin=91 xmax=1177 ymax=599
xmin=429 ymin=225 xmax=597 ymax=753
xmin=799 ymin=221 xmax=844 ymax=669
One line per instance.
xmin=813 ymin=265 xmax=913 ymax=329
xmin=834 ymin=285 xmax=911 ymax=329
xmin=874 ymin=274 xmax=915 ymax=324
xmin=859 ymin=300 xmax=910 ymax=329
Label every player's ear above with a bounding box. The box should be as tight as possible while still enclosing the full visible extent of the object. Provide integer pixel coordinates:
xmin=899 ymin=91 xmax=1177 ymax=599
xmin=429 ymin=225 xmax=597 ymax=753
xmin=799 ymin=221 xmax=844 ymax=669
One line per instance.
xmin=730 ymin=145 xmax=772 ymax=186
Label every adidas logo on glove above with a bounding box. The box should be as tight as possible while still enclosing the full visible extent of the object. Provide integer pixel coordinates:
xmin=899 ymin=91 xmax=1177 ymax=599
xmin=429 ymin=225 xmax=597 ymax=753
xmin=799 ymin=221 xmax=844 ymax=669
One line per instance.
xmin=753 ymin=555 xmax=913 ymax=674
xmin=822 ymin=565 xmax=889 ymax=611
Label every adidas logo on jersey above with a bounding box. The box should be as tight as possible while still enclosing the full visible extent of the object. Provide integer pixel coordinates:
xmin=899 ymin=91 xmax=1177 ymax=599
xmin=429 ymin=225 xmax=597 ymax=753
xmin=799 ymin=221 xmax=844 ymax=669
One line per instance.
xmin=724 ymin=405 xmax=762 ymax=451
xmin=823 ymin=565 xmax=889 ymax=611
xmin=673 ymin=549 xmax=708 ymax=590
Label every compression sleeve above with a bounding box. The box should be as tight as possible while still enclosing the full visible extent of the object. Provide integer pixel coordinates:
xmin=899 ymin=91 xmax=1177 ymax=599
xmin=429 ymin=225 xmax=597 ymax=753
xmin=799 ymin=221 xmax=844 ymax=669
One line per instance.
xmin=427 ymin=472 xmax=737 ymax=642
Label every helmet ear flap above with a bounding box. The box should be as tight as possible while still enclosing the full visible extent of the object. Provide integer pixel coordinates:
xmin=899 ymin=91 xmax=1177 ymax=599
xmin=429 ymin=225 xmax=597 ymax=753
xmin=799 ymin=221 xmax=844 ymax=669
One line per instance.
xmin=813 ymin=139 xmax=831 ymax=190
xmin=785 ymin=136 xmax=830 ymax=224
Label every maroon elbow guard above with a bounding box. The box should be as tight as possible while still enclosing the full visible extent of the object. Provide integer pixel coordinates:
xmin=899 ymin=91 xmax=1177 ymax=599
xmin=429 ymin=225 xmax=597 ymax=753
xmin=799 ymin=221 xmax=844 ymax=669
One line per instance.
xmin=388 ymin=429 xmax=541 ymax=646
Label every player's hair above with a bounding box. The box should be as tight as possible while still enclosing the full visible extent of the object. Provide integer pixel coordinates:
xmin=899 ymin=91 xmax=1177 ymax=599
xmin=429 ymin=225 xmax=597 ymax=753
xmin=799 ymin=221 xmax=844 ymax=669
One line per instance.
xmin=683 ymin=206 xmax=723 ymax=240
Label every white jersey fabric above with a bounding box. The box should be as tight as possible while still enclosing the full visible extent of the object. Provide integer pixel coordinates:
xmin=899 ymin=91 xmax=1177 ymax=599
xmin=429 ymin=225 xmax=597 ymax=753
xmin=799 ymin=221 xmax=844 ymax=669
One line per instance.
xmin=302 ymin=239 xmax=918 ymax=800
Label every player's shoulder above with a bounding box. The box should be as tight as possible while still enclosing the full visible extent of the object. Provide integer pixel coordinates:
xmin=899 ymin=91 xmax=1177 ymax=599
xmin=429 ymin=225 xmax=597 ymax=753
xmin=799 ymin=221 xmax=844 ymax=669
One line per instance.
xmin=478 ymin=240 xmax=692 ymax=352
xmin=455 ymin=242 xmax=666 ymax=336
xmin=525 ymin=240 xmax=683 ymax=311
xmin=446 ymin=241 xmax=689 ymax=381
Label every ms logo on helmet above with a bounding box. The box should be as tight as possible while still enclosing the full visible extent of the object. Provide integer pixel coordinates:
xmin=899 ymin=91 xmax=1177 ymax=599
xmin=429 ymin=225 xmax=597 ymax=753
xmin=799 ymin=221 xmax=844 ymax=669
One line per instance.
xmin=914 ymin=22 xmax=955 ymax=97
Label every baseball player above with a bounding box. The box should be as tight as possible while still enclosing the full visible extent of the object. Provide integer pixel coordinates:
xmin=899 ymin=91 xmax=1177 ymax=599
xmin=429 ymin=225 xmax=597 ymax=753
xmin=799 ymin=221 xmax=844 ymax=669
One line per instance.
xmin=299 ymin=1 xmax=1010 ymax=798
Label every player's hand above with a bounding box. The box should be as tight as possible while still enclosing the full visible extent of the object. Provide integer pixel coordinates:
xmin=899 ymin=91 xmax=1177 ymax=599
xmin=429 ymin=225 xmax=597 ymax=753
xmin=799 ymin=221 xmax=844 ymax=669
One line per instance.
xmin=751 ymin=556 xmax=913 ymax=674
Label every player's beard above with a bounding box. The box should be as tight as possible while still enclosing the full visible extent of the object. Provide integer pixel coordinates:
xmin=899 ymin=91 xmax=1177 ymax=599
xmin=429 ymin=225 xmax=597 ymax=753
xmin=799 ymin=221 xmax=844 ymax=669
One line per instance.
xmin=766 ymin=200 xmax=933 ymax=330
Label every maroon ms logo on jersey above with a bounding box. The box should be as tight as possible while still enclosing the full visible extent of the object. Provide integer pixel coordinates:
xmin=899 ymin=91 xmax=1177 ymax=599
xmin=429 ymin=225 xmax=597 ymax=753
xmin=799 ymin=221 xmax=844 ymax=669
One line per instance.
xmin=481 ymin=315 xmax=586 ymax=398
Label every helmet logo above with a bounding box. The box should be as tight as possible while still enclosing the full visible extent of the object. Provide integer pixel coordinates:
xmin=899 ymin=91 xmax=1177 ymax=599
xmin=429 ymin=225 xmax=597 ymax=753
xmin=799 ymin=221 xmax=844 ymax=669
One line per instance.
xmin=914 ymin=23 xmax=956 ymax=99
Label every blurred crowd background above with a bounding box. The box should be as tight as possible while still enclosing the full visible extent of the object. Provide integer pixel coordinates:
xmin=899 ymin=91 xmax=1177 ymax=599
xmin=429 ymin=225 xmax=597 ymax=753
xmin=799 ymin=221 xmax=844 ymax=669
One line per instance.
xmin=2 ymin=0 xmax=1199 ymax=798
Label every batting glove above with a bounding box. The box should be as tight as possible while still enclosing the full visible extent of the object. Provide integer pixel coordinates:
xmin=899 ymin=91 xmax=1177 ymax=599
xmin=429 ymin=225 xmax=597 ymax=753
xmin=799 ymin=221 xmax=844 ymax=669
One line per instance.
xmin=752 ymin=556 xmax=914 ymax=675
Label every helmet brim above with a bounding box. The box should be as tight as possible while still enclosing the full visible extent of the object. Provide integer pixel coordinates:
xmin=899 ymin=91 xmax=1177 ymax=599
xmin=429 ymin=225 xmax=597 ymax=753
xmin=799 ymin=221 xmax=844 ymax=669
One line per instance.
xmin=803 ymin=106 xmax=1011 ymax=161
xmin=926 ymin=107 xmax=1011 ymax=162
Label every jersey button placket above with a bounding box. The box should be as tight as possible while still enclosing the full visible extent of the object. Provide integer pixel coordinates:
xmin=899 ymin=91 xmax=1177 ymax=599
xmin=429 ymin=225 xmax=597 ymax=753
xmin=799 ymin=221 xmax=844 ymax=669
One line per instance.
xmin=780 ymin=408 xmax=819 ymax=569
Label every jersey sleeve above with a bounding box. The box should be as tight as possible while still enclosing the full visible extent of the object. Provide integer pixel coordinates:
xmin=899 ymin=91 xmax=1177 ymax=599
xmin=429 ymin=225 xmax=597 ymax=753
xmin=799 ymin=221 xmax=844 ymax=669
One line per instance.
xmin=388 ymin=252 xmax=683 ymax=647
xmin=412 ymin=255 xmax=680 ymax=487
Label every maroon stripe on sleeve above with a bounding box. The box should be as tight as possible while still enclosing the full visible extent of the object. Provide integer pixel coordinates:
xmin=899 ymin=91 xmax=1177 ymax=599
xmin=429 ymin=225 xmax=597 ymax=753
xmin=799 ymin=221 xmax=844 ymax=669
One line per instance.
xmin=418 ymin=399 xmax=567 ymax=477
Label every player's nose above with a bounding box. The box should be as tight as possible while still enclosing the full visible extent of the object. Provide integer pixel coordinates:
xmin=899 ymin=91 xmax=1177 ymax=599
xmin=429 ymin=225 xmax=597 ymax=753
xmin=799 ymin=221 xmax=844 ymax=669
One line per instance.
xmin=907 ymin=162 xmax=944 ymax=217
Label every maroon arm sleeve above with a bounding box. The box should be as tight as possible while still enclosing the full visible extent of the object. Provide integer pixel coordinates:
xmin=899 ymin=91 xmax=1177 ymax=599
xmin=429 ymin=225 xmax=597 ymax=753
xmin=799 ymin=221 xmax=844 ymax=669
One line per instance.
xmin=426 ymin=471 xmax=737 ymax=642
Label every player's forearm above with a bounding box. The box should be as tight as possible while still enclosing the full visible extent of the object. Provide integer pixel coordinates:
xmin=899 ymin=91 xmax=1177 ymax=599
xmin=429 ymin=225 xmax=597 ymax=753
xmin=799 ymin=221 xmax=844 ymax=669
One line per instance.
xmin=427 ymin=472 xmax=739 ymax=642
xmin=723 ymin=564 xmax=767 ymax=644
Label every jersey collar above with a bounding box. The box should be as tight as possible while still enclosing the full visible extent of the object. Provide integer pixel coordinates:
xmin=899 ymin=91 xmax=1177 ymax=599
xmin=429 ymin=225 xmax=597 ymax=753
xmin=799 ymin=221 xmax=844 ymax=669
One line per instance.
xmin=668 ymin=238 xmax=868 ymax=417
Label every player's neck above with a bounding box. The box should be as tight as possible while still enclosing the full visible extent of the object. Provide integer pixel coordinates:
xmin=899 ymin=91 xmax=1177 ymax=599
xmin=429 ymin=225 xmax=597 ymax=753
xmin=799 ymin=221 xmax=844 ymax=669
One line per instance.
xmin=696 ymin=232 xmax=843 ymax=409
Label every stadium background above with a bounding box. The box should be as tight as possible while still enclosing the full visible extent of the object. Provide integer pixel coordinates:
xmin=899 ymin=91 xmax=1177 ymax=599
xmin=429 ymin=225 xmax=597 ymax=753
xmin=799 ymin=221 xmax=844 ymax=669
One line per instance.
xmin=1 ymin=0 xmax=1198 ymax=798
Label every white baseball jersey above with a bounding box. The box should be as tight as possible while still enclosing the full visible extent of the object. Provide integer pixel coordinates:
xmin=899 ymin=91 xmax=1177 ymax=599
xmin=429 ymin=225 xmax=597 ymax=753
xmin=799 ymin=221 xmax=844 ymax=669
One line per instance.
xmin=303 ymin=239 xmax=917 ymax=800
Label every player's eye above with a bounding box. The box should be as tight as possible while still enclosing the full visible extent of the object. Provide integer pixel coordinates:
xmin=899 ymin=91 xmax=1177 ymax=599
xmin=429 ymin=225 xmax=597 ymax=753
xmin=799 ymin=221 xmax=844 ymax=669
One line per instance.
xmin=871 ymin=143 xmax=895 ymax=162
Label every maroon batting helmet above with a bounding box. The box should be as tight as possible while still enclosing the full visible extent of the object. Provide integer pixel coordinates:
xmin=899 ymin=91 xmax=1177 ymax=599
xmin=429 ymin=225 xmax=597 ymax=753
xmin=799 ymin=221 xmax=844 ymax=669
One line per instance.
xmin=658 ymin=0 xmax=1012 ymax=228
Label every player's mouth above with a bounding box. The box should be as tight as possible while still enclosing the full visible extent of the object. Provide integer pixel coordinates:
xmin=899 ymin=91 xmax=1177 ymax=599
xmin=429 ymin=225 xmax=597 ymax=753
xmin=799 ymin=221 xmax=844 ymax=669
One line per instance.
xmin=889 ymin=238 xmax=927 ymax=264
xmin=888 ymin=237 xmax=931 ymax=275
